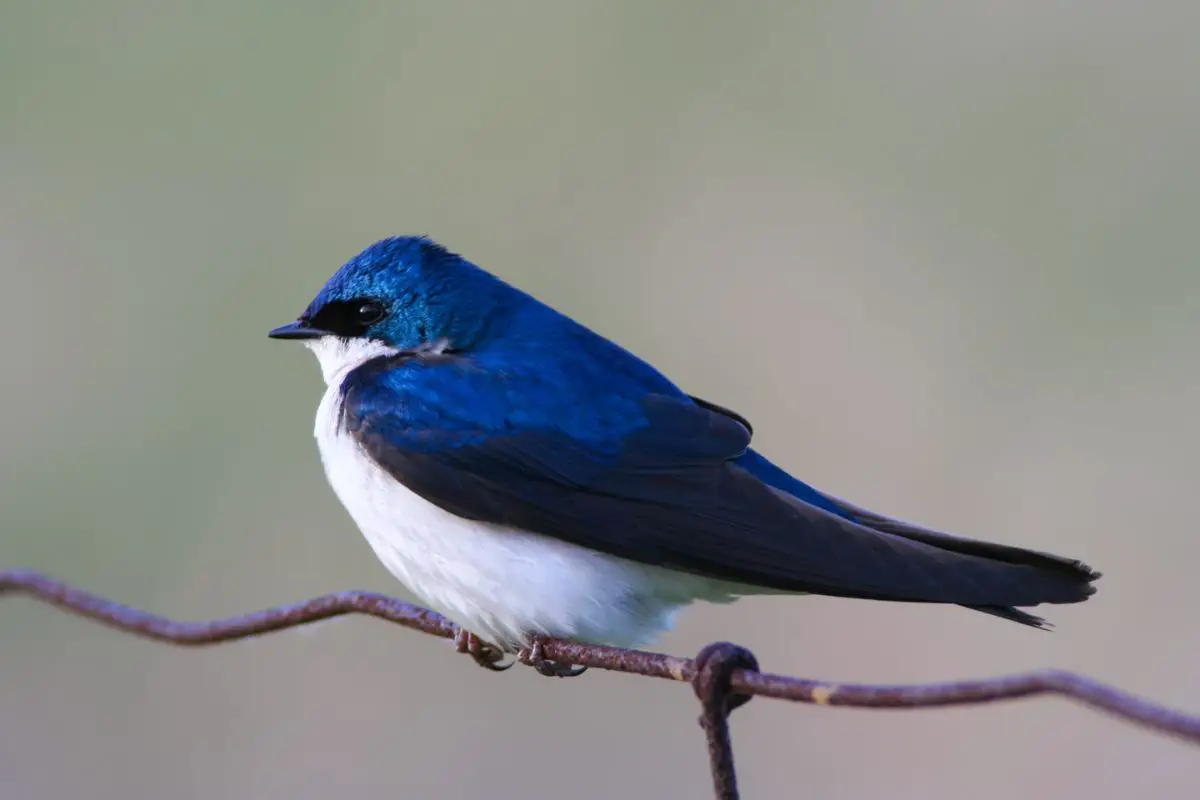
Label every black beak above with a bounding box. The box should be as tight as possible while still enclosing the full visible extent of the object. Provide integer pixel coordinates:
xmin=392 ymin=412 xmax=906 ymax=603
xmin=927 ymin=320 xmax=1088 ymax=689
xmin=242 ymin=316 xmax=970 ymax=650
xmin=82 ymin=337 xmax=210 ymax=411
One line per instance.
xmin=267 ymin=320 xmax=324 ymax=340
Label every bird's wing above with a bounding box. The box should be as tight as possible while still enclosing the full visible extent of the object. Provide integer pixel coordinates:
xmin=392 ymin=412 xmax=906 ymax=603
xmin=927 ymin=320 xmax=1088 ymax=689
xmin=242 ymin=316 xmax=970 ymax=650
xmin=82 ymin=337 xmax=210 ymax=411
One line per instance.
xmin=340 ymin=361 xmax=1095 ymax=608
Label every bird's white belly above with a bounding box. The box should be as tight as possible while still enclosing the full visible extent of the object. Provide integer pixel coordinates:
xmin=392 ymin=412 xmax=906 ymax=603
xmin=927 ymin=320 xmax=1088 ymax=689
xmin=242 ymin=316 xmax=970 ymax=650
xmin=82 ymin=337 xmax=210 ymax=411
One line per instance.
xmin=311 ymin=378 xmax=718 ymax=650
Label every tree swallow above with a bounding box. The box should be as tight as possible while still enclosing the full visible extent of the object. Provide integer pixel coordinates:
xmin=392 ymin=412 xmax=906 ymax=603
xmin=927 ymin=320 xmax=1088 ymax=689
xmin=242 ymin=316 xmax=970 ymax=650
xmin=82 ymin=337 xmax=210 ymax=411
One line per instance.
xmin=268 ymin=236 xmax=1099 ymax=675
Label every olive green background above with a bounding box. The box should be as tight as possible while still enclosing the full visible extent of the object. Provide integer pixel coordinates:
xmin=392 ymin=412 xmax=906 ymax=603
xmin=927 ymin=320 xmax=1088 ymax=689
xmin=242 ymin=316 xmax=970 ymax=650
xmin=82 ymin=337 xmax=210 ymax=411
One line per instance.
xmin=3 ymin=2 xmax=1198 ymax=798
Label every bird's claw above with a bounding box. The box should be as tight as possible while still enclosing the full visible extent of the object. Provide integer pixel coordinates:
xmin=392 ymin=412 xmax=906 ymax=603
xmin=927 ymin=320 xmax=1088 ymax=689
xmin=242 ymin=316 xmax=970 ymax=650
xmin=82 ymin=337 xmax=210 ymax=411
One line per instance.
xmin=454 ymin=629 xmax=513 ymax=672
xmin=518 ymin=635 xmax=588 ymax=678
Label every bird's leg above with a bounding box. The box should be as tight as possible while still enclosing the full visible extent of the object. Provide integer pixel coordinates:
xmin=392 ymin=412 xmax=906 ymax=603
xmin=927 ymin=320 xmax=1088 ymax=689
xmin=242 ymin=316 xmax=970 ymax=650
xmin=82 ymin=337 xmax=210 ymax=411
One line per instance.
xmin=518 ymin=634 xmax=588 ymax=678
xmin=454 ymin=628 xmax=512 ymax=672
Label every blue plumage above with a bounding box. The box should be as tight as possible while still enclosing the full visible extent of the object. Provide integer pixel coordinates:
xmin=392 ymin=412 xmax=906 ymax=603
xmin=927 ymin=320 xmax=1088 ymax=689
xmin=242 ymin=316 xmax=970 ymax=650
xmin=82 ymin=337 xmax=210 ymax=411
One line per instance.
xmin=269 ymin=236 xmax=1100 ymax=653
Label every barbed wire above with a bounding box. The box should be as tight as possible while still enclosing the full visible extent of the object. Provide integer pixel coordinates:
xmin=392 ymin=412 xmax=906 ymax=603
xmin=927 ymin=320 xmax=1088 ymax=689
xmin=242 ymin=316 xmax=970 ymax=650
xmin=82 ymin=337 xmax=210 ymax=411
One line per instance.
xmin=4 ymin=568 xmax=1199 ymax=799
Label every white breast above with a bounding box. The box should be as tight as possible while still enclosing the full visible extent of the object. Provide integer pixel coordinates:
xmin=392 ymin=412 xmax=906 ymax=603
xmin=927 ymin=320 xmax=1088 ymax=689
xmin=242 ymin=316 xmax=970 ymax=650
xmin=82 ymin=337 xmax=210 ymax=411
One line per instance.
xmin=303 ymin=336 xmax=729 ymax=650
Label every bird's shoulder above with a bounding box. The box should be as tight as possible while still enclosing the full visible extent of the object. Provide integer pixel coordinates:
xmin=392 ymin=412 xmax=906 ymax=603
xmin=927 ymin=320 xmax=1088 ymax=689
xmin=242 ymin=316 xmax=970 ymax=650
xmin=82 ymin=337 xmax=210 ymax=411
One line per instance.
xmin=337 ymin=325 xmax=751 ymax=464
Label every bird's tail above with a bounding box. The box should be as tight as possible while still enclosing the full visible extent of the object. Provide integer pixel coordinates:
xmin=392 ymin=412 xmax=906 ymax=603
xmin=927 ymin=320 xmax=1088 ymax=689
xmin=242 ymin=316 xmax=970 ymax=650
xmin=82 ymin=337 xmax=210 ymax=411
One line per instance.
xmin=820 ymin=493 xmax=1100 ymax=628
xmin=727 ymin=447 xmax=1098 ymax=626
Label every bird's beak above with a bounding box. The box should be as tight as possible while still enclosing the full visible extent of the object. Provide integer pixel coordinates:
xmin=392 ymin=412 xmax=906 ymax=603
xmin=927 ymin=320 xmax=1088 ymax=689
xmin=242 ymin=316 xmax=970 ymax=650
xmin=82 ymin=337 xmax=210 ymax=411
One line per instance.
xmin=267 ymin=320 xmax=324 ymax=340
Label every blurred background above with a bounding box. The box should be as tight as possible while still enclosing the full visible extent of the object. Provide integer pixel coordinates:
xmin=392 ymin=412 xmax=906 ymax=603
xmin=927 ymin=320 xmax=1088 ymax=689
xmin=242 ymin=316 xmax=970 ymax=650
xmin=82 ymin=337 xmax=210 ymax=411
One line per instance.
xmin=2 ymin=2 xmax=1198 ymax=797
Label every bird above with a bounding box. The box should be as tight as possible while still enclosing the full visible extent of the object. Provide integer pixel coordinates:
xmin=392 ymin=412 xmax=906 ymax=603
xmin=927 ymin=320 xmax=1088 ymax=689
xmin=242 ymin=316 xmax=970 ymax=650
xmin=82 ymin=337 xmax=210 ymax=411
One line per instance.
xmin=268 ymin=236 xmax=1099 ymax=676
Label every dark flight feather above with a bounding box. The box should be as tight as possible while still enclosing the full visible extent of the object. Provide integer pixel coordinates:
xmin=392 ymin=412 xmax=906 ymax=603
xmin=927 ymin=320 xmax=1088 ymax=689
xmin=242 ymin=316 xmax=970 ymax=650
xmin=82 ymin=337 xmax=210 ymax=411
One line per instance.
xmin=340 ymin=356 xmax=1098 ymax=628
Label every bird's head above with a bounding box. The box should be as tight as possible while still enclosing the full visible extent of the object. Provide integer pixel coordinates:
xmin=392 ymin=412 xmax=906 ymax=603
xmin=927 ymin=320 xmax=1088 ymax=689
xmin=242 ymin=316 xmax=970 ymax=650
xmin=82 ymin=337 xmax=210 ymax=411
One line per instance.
xmin=269 ymin=236 xmax=503 ymax=385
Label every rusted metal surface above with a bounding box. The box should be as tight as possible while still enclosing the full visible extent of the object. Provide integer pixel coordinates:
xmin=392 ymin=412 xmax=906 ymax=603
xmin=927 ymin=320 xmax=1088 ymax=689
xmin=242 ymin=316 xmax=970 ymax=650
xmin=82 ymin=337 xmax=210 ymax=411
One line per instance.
xmin=692 ymin=642 xmax=760 ymax=800
xmin=5 ymin=567 xmax=1200 ymax=798
xmin=739 ymin=667 xmax=1200 ymax=742
xmin=0 ymin=568 xmax=458 ymax=644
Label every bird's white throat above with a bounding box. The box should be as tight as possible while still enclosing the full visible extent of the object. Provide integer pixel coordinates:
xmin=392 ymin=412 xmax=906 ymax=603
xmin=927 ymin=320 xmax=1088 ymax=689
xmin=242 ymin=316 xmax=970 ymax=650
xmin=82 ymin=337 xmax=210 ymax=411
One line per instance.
xmin=304 ymin=336 xmax=401 ymax=387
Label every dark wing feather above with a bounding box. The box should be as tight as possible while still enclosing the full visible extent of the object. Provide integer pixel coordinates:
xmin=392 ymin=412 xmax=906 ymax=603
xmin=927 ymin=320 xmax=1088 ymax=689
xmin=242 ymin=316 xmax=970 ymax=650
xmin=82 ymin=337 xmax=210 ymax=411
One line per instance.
xmin=341 ymin=365 xmax=1098 ymax=620
xmin=798 ymin=489 xmax=1100 ymax=624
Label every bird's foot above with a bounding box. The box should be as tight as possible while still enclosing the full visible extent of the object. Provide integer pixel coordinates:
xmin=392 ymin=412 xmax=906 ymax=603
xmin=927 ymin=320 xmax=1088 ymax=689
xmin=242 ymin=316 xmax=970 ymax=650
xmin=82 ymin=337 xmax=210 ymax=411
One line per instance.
xmin=454 ymin=629 xmax=512 ymax=672
xmin=518 ymin=634 xmax=587 ymax=678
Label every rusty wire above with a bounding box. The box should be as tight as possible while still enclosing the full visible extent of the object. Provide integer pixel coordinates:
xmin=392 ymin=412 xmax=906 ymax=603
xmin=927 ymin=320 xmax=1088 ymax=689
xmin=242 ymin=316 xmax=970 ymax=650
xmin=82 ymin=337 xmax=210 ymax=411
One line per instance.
xmin=4 ymin=568 xmax=1200 ymax=798
xmin=692 ymin=642 xmax=761 ymax=800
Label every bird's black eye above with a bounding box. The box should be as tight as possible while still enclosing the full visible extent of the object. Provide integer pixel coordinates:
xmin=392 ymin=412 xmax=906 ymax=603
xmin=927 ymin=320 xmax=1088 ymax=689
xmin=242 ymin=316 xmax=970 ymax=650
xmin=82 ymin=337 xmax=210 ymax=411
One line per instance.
xmin=356 ymin=300 xmax=386 ymax=325
xmin=305 ymin=297 xmax=389 ymax=338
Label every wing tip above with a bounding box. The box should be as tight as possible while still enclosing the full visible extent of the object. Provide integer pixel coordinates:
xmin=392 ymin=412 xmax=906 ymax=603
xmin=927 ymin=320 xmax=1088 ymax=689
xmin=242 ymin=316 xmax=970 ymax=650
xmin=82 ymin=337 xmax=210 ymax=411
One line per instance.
xmin=968 ymin=604 xmax=1054 ymax=629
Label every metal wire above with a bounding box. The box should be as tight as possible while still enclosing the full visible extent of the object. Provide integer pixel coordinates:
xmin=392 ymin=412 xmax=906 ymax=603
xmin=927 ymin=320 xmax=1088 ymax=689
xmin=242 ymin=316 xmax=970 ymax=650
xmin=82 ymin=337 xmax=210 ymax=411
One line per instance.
xmin=692 ymin=642 xmax=761 ymax=800
xmin=5 ymin=568 xmax=1200 ymax=797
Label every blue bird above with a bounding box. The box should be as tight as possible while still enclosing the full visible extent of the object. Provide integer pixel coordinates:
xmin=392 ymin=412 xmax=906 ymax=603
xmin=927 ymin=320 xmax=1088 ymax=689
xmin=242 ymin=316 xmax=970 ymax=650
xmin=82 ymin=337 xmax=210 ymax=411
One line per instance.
xmin=269 ymin=236 xmax=1099 ymax=675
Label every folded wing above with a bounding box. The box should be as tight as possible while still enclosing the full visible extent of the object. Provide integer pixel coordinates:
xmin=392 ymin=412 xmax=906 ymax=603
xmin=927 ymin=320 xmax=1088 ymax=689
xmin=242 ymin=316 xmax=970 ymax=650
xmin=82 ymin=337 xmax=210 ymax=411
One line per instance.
xmin=341 ymin=368 xmax=1098 ymax=625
